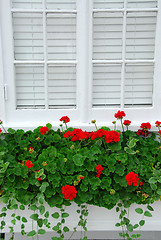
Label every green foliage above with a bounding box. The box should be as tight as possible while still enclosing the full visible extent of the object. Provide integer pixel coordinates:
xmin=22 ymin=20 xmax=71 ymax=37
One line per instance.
xmin=0 ymin=119 xmax=161 ymax=240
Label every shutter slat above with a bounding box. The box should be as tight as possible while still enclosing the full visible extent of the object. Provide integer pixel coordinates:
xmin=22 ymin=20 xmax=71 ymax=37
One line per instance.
xmin=12 ymin=0 xmax=42 ymax=9
xmin=46 ymin=0 xmax=76 ymax=10
xmin=93 ymin=0 xmax=124 ymax=9
xmin=127 ymin=0 xmax=158 ymax=8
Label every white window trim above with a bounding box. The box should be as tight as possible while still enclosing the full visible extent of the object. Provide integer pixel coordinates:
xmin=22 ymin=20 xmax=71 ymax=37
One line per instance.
xmin=0 ymin=0 xmax=161 ymax=131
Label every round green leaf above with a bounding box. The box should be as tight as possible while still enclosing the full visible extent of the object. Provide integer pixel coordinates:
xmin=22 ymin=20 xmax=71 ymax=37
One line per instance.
xmin=144 ymin=211 xmax=152 ymax=217
xmin=51 ymin=212 xmax=60 ymax=219
xmin=38 ymin=229 xmax=46 ymax=235
xmin=27 ymin=230 xmax=36 ymax=237
xmin=135 ymin=208 xmax=143 ymax=214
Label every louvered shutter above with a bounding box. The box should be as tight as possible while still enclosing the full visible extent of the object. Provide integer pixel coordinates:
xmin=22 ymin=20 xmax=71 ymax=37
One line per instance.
xmin=12 ymin=0 xmax=76 ymax=109
xmin=92 ymin=0 xmax=158 ymax=108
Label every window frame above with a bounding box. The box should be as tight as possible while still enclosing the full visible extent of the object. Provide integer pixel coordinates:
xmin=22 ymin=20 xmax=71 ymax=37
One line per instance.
xmin=0 ymin=0 xmax=161 ymax=131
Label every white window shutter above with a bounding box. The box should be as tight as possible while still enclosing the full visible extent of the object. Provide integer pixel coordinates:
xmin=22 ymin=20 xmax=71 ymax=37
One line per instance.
xmin=12 ymin=0 xmax=77 ymax=110
xmin=92 ymin=0 xmax=158 ymax=108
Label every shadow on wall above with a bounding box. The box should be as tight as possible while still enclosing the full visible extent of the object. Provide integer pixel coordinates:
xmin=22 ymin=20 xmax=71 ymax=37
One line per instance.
xmin=2 ymin=231 xmax=161 ymax=240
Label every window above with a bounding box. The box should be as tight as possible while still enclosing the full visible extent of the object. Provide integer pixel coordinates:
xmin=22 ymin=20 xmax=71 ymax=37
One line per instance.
xmin=0 ymin=0 xmax=161 ymax=129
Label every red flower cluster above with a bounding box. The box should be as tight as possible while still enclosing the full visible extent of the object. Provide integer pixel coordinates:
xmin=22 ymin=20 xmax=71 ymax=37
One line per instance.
xmin=155 ymin=121 xmax=161 ymax=127
xmin=25 ymin=160 xmax=33 ymax=168
xmin=126 ymin=172 xmax=139 ymax=186
xmin=158 ymin=130 xmax=161 ymax=135
xmin=39 ymin=126 xmax=49 ymax=135
xmin=62 ymin=185 xmax=77 ymax=200
xmin=114 ymin=110 xmax=126 ymax=119
xmin=140 ymin=122 xmax=151 ymax=130
xmin=63 ymin=129 xmax=90 ymax=141
xmin=63 ymin=128 xmax=120 ymax=144
xmin=59 ymin=116 xmax=70 ymax=123
xmin=95 ymin=164 xmax=104 ymax=178
xmin=123 ymin=120 xmax=131 ymax=126
xmin=0 ymin=128 xmax=2 ymax=133
xmin=136 ymin=122 xmax=151 ymax=137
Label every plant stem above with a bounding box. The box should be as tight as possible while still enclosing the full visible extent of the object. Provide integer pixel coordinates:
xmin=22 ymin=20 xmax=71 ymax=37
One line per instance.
xmin=120 ymin=119 xmax=124 ymax=132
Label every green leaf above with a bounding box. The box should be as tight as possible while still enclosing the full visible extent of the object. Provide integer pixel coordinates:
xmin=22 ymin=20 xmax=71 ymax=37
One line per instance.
xmin=157 ymin=176 xmax=161 ymax=183
xmin=29 ymin=204 xmax=37 ymax=211
xmin=131 ymin=234 xmax=137 ymax=238
xmin=11 ymin=219 xmax=16 ymax=225
xmin=127 ymin=224 xmax=133 ymax=232
xmin=37 ymin=219 xmax=43 ymax=228
xmin=40 ymin=182 xmax=49 ymax=193
xmin=38 ymin=229 xmax=46 ymax=235
xmin=149 ymin=177 xmax=157 ymax=184
xmin=30 ymin=214 xmax=39 ymax=221
xmin=22 ymin=217 xmax=27 ymax=223
xmin=73 ymin=154 xmax=85 ymax=166
xmin=46 ymin=123 xmax=52 ymax=130
xmin=1 ymin=207 xmax=7 ymax=212
xmin=139 ymin=220 xmax=145 ymax=226
xmin=27 ymin=230 xmax=36 ymax=237
xmin=63 ymin=226 xmax=69 ymax=232
xmin=62 ymin=213 xmax=69 ymax=218
xmin=157 ymin=189 xmax=161 ymax=195
xmin=147 ymin=205 xmax=154 ymax=211
xmin=133 ymin=224 xmax=139 ymax=229
xmin=127 ymin=138 xmax=138 ymax=148
xmin=44 ymin=211 xmax=49 ymax=218
xmin=135 ymin=208 xmax=143 ymax=214
xmin=115 ymin=223 xmax=120 ymax=227
xmin=52 ymin=212 xmax=60 ymax=219
xmin=124 ymin=147 xmax=136 ymax=155
xmin=144 ymin=211 xmax=152 ymax=217
xmin=19 ymin=205 xmax=25 ymax=210
xmin=38 ymin=205 xmax=45 ymax=215
xmin=16 ymin=216 xmax=21 ymax=221
xmin=52 ymin=237 xmax=59 ymax=240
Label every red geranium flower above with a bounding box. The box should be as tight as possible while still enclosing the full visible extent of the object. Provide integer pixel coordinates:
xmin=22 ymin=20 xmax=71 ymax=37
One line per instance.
xmin=155 ymin=121 xmax=161 ymax=127
xmin=140 ymin=181 xmax=143 ymax=186
xmin=123 ymin=120 xmax=131 ymax=126
xmin=104 ymin=131 xmax=120 ymax=144
xmin=126 ymin=172 xmax=139 ymax=186
xmin=140 ymin=122 xmax=151 ymax=130
xmin=39 ymin=126 xmax=49 ymax=135
xmin=59 ymin=116 xmax=70 ymax=123
xmin=114 ymin=110 xmax=126 ymax=119
xmin=159 ymin=130 xmax=161 ymax=135
xmin=0 ymin=128 xmax=2 ymax=133
xmin=25 ymin=160 xmax=33 ymax=168
xmin=95 ymin=164 xmax=104 ymax=178
xmin=62 ymin=185 xmax=77 ymax=200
